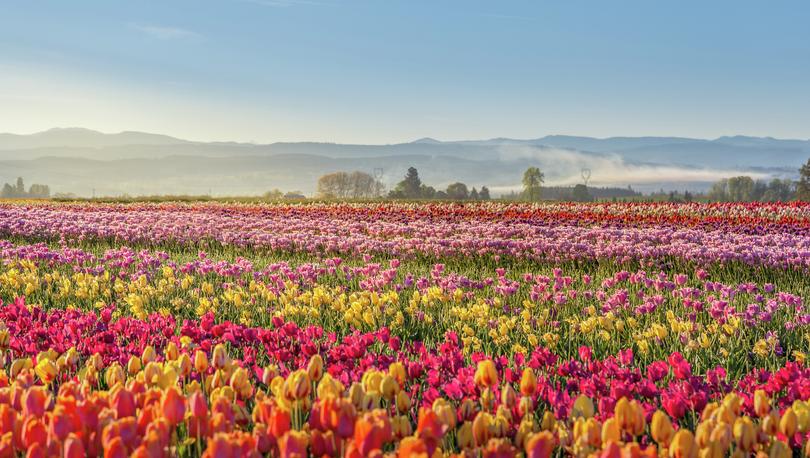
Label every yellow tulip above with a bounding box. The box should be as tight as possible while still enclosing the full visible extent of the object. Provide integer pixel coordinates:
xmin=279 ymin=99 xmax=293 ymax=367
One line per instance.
xmin=571 ymin=394 xmax=595 ymax=419
xmin=754 ymin=389 xmax=770 ymax=418
xmin=779 ymin=407 xmax=797 ymax=438
xmin=651 ymin=410 xmax=675 ymax=446
xmin=474 ymin=360 xmax=498 ymax=388
xmin=669 ymin=429 xmax=697 ymax=458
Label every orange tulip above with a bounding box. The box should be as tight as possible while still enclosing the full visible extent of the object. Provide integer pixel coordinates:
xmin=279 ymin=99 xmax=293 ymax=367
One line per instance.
xmin=0 ymin=405 xmax=15 ymax=435
xmin=520 ymin=368 xmax=537 ymax=397
xmin=64 ymin=433 xmax=86 ymax=458
xmin=353 ymin=410 xmax=392 ymax=455
xmin=279 ymin=430 xmax=309 ymax=458
xmin=194 ymin=350 xmax=209 ymax=374
xmin=111 ymin=388 xmax=136 ymax=419
xmin=189 ymin=390 xmax=209 ymax=418
xmin=398 ymin=436 xmax=429 ymax=457
xmin=161 ymin=387 xmax=186 ymax=426
xmin=24 ymin=442 xmax=44 ymax=458
xmin=49 ymin=405 xmax=76 ymax=440
xmin=525 ymin=431 xmax=556 ymax=458
xmin=21 ymin=417 xmax=46 ymax=449
xmin=320 ymin=396 xmax=356 ymax=439
xmin=104 ymin=436 xmax=129 ymax=458
xmin=22 ymin=388 xmax=48 ymax=418
xmin=268 ymin=406 xmax=291 ymax=438
xmin=0 ymin=432 xmax=13 ymax=458
xmin=311 ymin=429 xmax=336 ymax=457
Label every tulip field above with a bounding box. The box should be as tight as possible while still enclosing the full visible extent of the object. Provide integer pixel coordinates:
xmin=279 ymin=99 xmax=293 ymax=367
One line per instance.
xmin=1 ymin=201 xmax=810 ymax=457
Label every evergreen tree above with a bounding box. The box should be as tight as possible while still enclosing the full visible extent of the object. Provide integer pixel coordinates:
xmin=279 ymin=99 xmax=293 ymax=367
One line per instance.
xmin=392 ymin=167 xmax=422 ymax=199
xmin=479 ymin=186 xmax=491 ymax=200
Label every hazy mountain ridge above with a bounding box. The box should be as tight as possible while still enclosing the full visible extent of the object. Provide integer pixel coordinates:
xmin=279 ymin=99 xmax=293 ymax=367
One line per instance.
xmin=0 ymin=128 xmax=806 ymax=197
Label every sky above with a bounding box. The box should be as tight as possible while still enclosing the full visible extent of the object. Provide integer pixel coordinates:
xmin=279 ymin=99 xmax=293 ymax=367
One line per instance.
xmin=0 ymin=0 xmax=808 ymax=144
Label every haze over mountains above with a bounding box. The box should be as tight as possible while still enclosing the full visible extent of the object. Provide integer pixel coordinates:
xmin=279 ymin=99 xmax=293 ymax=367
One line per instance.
xmin=0 ymin=128 xmax=806 ymax=197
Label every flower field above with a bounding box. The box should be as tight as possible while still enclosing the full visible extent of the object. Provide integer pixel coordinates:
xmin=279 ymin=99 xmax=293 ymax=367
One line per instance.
xmin=0 ymin=201 xmax=809 ymax=457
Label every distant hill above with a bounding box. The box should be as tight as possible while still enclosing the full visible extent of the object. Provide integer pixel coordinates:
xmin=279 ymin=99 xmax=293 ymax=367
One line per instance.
xmin=0 ymin=128 xmax=805 ymax=197
xmin=0 ymin=127 xmax=190 ymax=150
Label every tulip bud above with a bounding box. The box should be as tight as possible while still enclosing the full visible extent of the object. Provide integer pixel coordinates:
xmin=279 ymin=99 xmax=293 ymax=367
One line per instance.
xmin=285 ymin=370 xmax=311 ymax=401
xmin=458 ymin=421 xmax=474 ymax=449
xmin=161 ymin=387 xmax=186 ymax=426
xmin=34 ymin=359 xmax=57 ymax=385
xmin=779 ymin=407 xmax=797 ymax=438
xmin=211 ymin=344 xmax=227 ymax=370
xmin=348 ymin=383 xmax=364 ymax=409
xmin=474 ymin=360 xmax=498 ymax=388
xmin=90 ymin=353 xmax=104 ymax=371
xmin=669 ymin=429 xmax=696 ymax=458
xmin=176 ymin=353 xmax=192 ymax=377
xmin=733 ymin=416 xmax=756 ymax=451
xmin=601 ymin=417 xmax=621 ymax=445
xmin=395 ymin=391 xmax=411 ymax=414
xmin=709 ymin=422 xmax=731 ymax=452
xmin=525 ymin=431 xmax=555 ymax=458
xmin=434 ymin=403 xmax=457 ymax=430
xmin=165 ymin=342 xmax=179 ymax=361
xmin=762 ymin=411 xmax=779 ymax=436
xmin=459 ymin=398 xmax=476 ymax=422
xmin=540 ymin=411 xmax=556 ymax=432
xmin=496 ymin=405 xmax=513 ymax=425
xmin=520 ymin=368 xmax=537 ymax=397
xmin=501 ymin=385 xmax=517 ymax=409
xmin=492 ymin=414 xmax=509 ymax=437
xmin=754 ymin=390 xmax=770 ymax=418
xmin=142 ymin=346 xmax=157 ymax=364
xmin=473 ymin=412 xmax=493 ymax=446
xmin=380 ymin=375 xmax=399 ymax=400
xmin=652 ymin=410 xmax=675 ymax=446
xmin=229 ymin=367 xmax=253 ymax=400
xmin=307 ymin=354 xmax=324 ymax=382
xmin=701 ymin=440 xmax=724 ymax=458
xmin=515 ymin=419 xmax=536 ymax=449
xmin=571 ymin=394 xmax=595 ymax=419
xmin=695 ymin=419 xmax=715 ymax=449
xmin=194 ymin=350 xmax=208 ymax=374
xmin=391 ymin=414 xmax=412 ymax=438
xmin=388 ymin=362 xmax=406 ymax=387
xmin=104 ymin=363 xmax=125 ymax=388
xmin=127 ymin=356 xmax=142 ymax=376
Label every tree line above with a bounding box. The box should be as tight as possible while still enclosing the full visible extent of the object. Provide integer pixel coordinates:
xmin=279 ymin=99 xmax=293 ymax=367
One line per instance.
xmin=387 ymin=167 xmax=491 ymax=200
xmin=1 ymin=177 xmax=51 ymax=198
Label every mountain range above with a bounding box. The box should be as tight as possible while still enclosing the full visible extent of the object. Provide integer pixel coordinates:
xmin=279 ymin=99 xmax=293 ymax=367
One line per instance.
xmin=0 ymin=128 xmax=806 ymax=197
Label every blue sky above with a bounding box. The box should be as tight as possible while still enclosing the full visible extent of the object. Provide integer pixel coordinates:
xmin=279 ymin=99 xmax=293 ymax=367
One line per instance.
xmin=0 ymin=0 xmax=808 ymax=143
